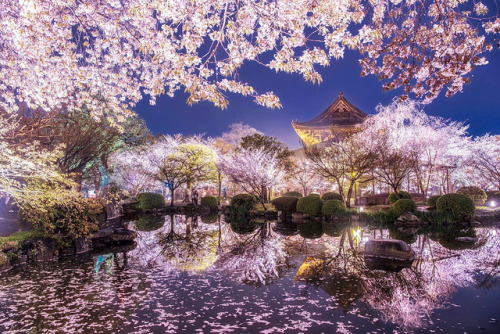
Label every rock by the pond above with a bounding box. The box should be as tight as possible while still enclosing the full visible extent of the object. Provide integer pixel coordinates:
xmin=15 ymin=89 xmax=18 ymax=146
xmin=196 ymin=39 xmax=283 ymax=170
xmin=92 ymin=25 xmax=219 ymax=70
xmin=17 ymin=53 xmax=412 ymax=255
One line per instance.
xmin=0 ymin=252 xmax=9 ymax=271
xmin=395 ymin=212 xmax=427 ymax=227
xmin=364 ymin=239 xmax=415 ymax=261
xmin=0 ymin=241 xmax=19 ymax=252
xmin=75 ymin=237 xmax=93 ymax=254
xmin=22 ymin=237 xmax=60 ymax=262
xmin=91 ymin=228 xmax=137 ymax=249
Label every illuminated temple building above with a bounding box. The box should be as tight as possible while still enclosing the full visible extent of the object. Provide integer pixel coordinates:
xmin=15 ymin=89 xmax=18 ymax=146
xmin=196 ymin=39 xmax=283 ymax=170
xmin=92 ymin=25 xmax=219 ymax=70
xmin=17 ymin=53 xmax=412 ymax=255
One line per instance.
xmin=292 ymin=91 xmax=368 ymax=146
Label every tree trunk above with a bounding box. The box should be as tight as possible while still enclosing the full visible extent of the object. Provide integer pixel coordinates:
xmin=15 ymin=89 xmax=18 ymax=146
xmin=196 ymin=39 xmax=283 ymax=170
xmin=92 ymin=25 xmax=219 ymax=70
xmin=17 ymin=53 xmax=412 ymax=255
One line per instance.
xmin=217 ymin=172 xmax=222 ymax=206
xmin=170 ymin=188 xmax=175 ymax=207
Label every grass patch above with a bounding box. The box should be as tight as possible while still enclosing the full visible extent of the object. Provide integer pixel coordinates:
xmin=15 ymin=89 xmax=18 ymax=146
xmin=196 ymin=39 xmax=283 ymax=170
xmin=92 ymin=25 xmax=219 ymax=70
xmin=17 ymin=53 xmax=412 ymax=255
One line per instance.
xmin=0 ymin=230 xmax=48 ymax=246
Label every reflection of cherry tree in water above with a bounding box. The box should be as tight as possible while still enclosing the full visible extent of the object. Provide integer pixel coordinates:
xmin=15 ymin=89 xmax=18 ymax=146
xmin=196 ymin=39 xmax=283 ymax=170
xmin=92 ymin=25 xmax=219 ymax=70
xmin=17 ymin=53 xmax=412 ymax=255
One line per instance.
xmin=218 ymin=220 xmax=287 ymax=286
xmin=159 ymin=215 xmax=219 ymax=272
xmin=314 ymin=226 xmax=500 ymax=330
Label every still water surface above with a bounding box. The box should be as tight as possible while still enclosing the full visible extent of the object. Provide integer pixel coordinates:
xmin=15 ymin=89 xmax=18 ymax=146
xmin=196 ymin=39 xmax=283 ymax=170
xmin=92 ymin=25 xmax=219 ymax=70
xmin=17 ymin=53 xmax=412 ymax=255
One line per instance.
xmin=1 ymin=214 xmax=499 ymax=333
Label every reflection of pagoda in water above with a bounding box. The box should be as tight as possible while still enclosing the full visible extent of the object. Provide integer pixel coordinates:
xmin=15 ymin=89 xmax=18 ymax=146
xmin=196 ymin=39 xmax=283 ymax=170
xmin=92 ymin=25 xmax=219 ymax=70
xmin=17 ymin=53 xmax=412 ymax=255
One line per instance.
xmin=292 ymin=92 xmax=368 ymax=146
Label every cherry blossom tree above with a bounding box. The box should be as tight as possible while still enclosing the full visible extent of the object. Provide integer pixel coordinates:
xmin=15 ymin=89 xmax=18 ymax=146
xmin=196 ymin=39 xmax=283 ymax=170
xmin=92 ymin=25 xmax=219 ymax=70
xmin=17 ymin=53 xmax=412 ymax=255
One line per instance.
xmin=219 ymin=147 xmax=285 ymax=209
xmin=305 ymin=134 xmax=376 ymax=207
xmin=1 ymin=0 xmax=497 ymax=123
xmin=470 ymin=134 xmax=500 ymax=190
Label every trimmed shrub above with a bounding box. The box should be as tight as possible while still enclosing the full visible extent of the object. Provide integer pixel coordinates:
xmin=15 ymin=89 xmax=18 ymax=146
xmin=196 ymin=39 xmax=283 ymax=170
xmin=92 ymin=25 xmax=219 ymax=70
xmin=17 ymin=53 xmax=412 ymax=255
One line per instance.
xmin=230 ymin=194 xmax=258 ymax=211
xmin=283 ymin=191 xmax=303 ymax=198
xmin=427 ymin=195 xmax=441 ymax=208
xmin=457 ymin=186 xmax=487 ymax=205
xmin=296 ymin=196 xmax=323 ymax=216
xmin=436 ymin=193 xmax=476 ymax=222
xmin=201 ymin=214 xmax=218 ymax=224
xmin=136 ymin=192 xmax=165 ymax=209
xmin=308 ymin=193 xmax=321 ymax=197
xmin=393 ymin=199 xmax=417 ymax=217
xmin=388 ymin=191 xmax=413 ymax=204
xmin=322 ymin=200 xmax=346 ymax=217
xmin=201 ymin=196 xmax=218 ymax=208
xmin=321 ymin=192 xmax=343 ymax=202
xmin=271 ymin=196 xmax=299 ymax=213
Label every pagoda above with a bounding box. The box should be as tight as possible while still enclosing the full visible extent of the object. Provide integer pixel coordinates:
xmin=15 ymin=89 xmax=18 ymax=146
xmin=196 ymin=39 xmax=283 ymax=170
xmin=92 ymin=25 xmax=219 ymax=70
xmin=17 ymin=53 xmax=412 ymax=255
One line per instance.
xmin=292 ymin=92 xmax=368 ymax=146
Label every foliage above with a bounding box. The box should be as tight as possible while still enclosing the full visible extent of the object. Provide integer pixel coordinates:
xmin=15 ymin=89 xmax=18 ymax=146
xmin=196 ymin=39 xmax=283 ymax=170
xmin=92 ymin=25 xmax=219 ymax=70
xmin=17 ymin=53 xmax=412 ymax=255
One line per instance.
xmin=18 ymin=184 xmax=103 ymax=239
xmin=283 ymin=191 xmax=303 ymax=198
xmin=388 ymin=191 xmax=413 ymax=204
xmin=201 ymin=214 xmax=219 ymax=224
xmin=322 ymin=199 xmax=346 ymax=217
xmin=230 ymin=194 xmax=258 ymax=212
xmin=239 ymin=134 xmax=293 ymax=170
xmin=296 ymin=196 xmax=324 ymax=216
xmin=201 ymin=196 xmax=219 ymax=209
xmin=309 ymin=193 xmax=321 ymax=197
xmin=436 ymin=193 xmax=476 ymax=222
xmin=457 ymin=186 xmax=488 ymax=205
xmin=393 ymin=199 xmax=417 ymax=217
xmin=136 ymin=192 xmax=165 ymax=209
xmin=1 ymin=0 xmax=496 ymax=121
xmin=470 ymin=135 xmax=500 ymax=190
xmin=271 ymin=196 xmax=299 ymax=213
xmin=427 ymin=195 xmax=441 ymax=208
xmin=321 ymin=192 xmax=343 ymax=201
xmin=364 ymin=209 xmax=398 ymax=224
xmin=414 ymin=210 xmax=453 ymax=225
xmin=229 ymin=217 xmax=258 ymax=235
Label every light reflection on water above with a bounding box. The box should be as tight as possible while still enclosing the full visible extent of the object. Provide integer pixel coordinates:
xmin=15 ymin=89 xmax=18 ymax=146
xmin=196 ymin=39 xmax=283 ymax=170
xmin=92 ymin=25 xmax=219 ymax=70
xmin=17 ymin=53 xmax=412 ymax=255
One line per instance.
xmin=1 ymin=214 xmax=500 ymax=333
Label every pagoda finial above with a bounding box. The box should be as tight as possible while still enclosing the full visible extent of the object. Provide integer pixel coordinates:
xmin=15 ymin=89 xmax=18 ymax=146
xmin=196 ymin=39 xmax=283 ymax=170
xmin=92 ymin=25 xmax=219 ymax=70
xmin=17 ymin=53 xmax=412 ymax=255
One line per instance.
xmin=339 ymin=91 xmax=343 ymax=98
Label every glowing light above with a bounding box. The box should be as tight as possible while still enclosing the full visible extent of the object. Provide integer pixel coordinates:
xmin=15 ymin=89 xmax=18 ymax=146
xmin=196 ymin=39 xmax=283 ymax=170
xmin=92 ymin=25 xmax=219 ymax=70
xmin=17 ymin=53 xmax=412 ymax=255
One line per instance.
xmin=360 ymin=207 xmax=364 ymax=212
xmin=490 ymin=200 xmax=496 ymax=208
xmin=352 ymin=228 xmax=362 ymax=242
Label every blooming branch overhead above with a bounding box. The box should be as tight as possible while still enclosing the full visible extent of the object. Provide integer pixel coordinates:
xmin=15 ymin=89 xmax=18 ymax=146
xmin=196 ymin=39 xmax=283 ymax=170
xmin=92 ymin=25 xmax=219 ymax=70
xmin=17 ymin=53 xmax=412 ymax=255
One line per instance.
xmin=1 ymin=0 xmax=498 ymax=122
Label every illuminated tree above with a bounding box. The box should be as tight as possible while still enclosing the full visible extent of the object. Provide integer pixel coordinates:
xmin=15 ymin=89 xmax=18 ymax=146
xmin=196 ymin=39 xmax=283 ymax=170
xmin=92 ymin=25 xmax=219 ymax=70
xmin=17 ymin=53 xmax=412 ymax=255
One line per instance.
xmin=1 ymin=0 xmax=497 ymax=123
xmin=305 ymin=134 xmax=376 ymax=206
xmin=219 ymin=147 xmax=285 ymax=208
xmin=471 ymin=134 xmax=500 ymax=190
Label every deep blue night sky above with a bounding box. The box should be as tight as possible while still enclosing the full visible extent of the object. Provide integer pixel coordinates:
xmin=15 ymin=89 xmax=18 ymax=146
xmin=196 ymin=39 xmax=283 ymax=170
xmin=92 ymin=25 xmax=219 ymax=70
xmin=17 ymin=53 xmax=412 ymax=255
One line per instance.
xmin=134 ymin=50 xmax=500 ymax=150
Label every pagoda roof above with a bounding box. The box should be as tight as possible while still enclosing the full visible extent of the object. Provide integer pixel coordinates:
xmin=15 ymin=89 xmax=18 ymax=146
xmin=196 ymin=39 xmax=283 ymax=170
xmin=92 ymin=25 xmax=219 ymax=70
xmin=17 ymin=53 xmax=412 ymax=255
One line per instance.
xmin=293 ymin=92 xmax=368 ymax=129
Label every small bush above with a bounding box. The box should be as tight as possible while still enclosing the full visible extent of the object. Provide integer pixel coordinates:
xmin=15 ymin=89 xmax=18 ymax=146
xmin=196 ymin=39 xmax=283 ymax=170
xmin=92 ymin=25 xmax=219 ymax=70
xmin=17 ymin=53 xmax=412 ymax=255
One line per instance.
xmin=388 ymin=191 xmax=413 ymax=204
xmin=322 ymin=200 xmax=346 ymax=217
xmin=436 ymin=193 xmax=476 ymax=222
xmin=201 ymin=196 xmax=218 ymax=208
xmin=457 ymin=186 xmax=487 ymax=205
xmin=230 ymin=194 xmax=258 ymax=212
xmin=296 ymin=196 xmax=323 ymax=216
xmin=136 ymin=192 xmax=165 ymax=209
xmin=308 ymin=193 xmax=321 ymax=197
xmin=321 ymin=192 xmax=343 ymax=202
xmin=427 ymin=195 xmax=441 ymax=208
xmin=283 ymin=191 xmax=303 ymax=198
xmin=271 ymin=196 xmax=299 ymax=213
xmin=393 ymin=199 xmax=417 ymax=217
xmin=369 ymin=209 xmax=398 ymax=224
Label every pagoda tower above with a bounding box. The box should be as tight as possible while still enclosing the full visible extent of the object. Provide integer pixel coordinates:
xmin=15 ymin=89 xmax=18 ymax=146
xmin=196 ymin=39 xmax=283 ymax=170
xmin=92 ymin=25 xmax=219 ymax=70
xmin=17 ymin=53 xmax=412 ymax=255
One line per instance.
xmin=292 ymin=92 xmax=368 ymax=146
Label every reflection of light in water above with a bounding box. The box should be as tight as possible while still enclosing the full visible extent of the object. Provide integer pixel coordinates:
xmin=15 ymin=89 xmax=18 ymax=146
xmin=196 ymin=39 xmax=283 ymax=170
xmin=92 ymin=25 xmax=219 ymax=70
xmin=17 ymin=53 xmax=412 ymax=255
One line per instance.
xmin=352 ymin=228 xmax=361 ymax=242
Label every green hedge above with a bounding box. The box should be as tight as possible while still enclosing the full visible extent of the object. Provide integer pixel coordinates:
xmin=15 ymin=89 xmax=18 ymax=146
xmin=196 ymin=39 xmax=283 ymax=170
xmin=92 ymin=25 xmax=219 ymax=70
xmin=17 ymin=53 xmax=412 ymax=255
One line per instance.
xmin=321 ymin=192 xmax=343 ymax=202
xmin=230 ymin=194 xmax=257 ymax=211
xmin=296 ymin=196 xmax=323 ymax=216
xmin=136 ymin=192 xmax=165 ymax=209
xmin=308 ymin=193 xmax=321 ymax=197
xmin=457 ymin=186 xmax=487 ymax=205
xmin=283 ymin=191 xmax=303 ymax=198
xmin=271 ymin=196 xmax=299 ymax=213
xmin=388 ymin=191 xmax=413 ymax=204
xmin=436 ymin=193 xmax=476 ymax=222
xmin=201 ymin=196 xmax=218 ymax=208
xmin=393 ymin=199 xmax=417 ymax=217
xmin=322 ymin=199 xmax=346 ymax=217
xmin=427 ymin=195 xmax=441 ymax=208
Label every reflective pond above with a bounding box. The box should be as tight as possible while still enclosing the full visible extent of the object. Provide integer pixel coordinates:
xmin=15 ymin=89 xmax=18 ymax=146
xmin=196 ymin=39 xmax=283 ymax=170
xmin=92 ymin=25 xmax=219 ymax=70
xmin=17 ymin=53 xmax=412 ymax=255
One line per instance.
xmin=1 ymin=214 xmax=500 ymax=333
